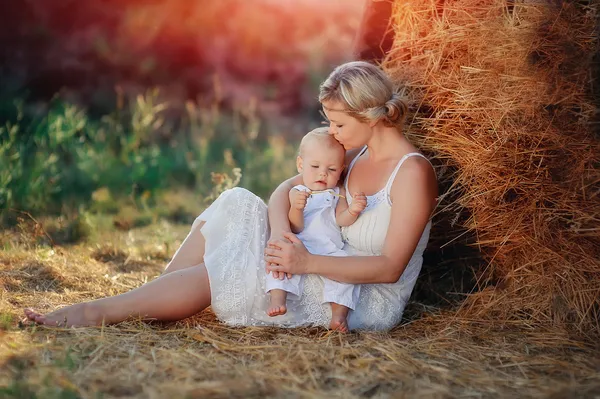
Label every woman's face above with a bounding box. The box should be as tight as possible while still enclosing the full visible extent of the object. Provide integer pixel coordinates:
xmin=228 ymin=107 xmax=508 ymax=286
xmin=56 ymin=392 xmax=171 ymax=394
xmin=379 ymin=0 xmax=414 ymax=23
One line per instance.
xmin=321 ymin=100 xmax=372 ymax=150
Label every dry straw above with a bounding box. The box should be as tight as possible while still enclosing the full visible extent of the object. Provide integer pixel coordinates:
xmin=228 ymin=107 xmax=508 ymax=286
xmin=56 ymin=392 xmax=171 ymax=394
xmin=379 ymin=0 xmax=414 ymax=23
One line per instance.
xmin=4 ymin=230 xmax=598 ymax=397
xmin=384 ymin=0 xmax=600 ymax=333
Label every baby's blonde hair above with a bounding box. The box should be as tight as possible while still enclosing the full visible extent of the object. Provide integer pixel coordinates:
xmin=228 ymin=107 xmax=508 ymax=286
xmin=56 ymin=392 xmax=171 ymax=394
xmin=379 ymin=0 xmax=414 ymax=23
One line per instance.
xmin=298 ymin=127 xmax=344 ymax=157
xmin=319 ymin=61 xmax=408 ymax=128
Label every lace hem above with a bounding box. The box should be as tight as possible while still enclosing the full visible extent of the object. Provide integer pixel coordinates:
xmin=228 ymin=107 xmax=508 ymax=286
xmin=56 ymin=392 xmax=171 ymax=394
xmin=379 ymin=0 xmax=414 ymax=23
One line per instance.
xmin=198 ymin=188 xmax=265 ymax=325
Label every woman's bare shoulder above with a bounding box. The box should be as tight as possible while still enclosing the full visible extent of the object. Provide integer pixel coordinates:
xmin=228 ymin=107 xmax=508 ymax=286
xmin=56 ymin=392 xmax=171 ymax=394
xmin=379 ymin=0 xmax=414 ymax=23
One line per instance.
xmin=390 ymin=155 xmax=438 ymax=208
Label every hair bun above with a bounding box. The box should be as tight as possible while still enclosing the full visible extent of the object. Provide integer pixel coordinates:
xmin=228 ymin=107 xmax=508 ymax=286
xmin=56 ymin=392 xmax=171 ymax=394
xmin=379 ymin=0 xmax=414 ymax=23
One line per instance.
xmin=383 ymin=92 xmax=408 ymax=125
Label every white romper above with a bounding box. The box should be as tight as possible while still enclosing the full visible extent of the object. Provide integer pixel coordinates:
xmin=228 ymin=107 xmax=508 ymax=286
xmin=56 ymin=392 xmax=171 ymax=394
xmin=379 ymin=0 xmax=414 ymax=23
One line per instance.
xmin=265 ymin=185 xmax=360 ymax=310
xmin=191 ymin=146 xmax=432 ymax=330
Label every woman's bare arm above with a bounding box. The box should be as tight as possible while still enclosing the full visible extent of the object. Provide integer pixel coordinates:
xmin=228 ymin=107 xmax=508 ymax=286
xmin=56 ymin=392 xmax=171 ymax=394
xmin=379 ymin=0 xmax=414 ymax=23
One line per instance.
xmin=306 ymin=157 xmax=438 ymax=284
xmin=268 ymin=174 xmax=304 ymax=237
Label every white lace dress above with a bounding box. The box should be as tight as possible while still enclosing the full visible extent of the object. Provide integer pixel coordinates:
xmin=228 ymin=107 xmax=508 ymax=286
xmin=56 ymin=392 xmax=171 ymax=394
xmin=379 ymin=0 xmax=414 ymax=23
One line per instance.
xmin=192 ymin=147 xmax=432 ymax=330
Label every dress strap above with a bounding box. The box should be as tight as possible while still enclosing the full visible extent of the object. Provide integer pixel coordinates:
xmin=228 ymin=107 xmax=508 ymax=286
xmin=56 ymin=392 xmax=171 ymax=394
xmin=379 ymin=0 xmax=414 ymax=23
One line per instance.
xmin=344 ymin=145 xmax=368 ymax=200
xmin=384 ymin=153 xmax=430 ymax=206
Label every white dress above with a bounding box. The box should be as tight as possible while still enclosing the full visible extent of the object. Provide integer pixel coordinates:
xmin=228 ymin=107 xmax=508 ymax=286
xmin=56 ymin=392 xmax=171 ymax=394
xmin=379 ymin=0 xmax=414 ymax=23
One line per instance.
xmin=192 ymin=147 xmax=432 ymax=330
xmin=265 ymin=185 xmax=360 ymax=310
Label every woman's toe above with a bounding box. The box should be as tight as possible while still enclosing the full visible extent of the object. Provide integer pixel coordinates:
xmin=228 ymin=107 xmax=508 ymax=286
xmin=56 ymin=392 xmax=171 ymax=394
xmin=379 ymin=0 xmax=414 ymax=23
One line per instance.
xmin=24 ymin=309 xmax=39 ymax=321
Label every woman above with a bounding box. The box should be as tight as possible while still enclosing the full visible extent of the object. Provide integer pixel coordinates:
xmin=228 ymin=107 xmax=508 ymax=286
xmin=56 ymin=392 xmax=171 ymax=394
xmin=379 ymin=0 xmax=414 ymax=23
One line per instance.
xmin=25 ymin=61 xmax=438 ymax=331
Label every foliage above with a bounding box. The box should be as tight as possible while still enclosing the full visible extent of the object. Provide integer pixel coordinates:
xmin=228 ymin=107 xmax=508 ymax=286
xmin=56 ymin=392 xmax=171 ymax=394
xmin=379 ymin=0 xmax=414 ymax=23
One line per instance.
xmin=0 ymin=90 xmax=298 ymax=221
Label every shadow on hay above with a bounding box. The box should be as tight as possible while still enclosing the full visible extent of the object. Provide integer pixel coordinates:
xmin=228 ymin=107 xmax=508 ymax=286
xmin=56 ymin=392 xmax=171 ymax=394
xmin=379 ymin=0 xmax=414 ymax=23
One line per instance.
xmin=91 ymin=246 xmax=163 ymax=274
xmin=410 ymin=229 xmax=483 ymax=315
xmin=2 ymin=261 xmax=72 ymax=293
xmin=405 ymin=160 xmax=486 ymax=321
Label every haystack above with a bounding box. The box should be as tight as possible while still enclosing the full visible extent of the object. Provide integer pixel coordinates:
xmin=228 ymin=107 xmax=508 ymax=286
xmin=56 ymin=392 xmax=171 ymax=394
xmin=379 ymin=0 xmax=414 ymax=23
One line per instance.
xmin=384 ymin=0 xmax=600 ymax=333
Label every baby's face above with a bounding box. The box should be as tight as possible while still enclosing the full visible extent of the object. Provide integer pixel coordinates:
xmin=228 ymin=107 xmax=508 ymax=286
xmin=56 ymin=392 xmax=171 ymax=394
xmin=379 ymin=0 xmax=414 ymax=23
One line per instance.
xmin=298 ymin=143 xmax=345 ymax=191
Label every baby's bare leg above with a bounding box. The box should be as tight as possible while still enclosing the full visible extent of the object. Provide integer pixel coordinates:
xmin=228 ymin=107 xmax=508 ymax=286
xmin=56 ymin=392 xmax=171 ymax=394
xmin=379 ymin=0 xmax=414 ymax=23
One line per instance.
xmin=25 ymin=265 xmax=211 ymax=327
xmin=330 ymin=303 xmax=350 ymax=332
xmin=163 ymin=221 xmax=206 ymax=275
xmin=267 ymin=289 xmax=288 ymax=317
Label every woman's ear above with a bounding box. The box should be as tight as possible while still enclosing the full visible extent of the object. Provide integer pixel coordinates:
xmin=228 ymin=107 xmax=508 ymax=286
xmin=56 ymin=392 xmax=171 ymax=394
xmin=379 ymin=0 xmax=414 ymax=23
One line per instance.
xmin=296 ymin=156 xmax=303 ymax=173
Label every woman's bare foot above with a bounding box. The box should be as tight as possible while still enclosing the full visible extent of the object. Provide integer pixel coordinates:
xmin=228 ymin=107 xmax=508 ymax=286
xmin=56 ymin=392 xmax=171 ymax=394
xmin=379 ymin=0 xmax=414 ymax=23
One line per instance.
xmin=330 ymin=303 xmax=350 ymax=332
xmin=24 ymin=303 xmax=103 ymax=328
xmin=267 ymin=289 xmax=288 ymax=317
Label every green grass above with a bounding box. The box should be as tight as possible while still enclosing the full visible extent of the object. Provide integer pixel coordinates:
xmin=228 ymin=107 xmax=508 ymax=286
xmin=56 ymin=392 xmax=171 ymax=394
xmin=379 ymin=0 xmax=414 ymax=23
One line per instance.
xmin=0 ymin=312 xmax=14 ymax=331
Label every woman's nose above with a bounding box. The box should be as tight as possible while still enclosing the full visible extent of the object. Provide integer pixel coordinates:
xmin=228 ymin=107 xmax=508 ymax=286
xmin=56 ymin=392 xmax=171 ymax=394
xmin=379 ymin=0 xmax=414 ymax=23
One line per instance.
xmin=329 ymin=123 xmax=337 ymax=134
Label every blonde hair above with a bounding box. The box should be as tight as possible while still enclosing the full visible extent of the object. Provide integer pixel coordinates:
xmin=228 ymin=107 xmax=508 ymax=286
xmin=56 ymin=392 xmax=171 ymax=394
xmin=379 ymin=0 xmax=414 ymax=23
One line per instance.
xmin=298 ymin=127 xmax=344 ymax=157
xmin=319 ymin=61 xmax=408 ymax=128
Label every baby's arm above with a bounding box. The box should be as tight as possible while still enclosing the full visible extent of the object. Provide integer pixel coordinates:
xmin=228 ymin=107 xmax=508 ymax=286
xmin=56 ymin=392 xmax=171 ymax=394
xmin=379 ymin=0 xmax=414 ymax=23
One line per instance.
xmin=288 ymin=188 xmax=309 ymax=233
xmin=336 ymin=187 xmax=367 ymax=227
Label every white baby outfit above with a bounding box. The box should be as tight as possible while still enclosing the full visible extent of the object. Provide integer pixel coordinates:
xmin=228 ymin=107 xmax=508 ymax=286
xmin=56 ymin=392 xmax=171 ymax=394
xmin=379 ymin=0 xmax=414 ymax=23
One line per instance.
xmin=265 ymin=185 xmax=360 ymax=310
xmin=191 ymin=146 xmax=432 ymax=330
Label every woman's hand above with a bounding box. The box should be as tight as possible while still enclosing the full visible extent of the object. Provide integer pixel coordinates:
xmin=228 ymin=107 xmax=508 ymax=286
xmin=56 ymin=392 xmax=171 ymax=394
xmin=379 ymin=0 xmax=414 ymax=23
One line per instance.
xmin=265 ymin=231 xmax=291 ymax=280
xmin=265 ymin=232 xmax=312 ymax=278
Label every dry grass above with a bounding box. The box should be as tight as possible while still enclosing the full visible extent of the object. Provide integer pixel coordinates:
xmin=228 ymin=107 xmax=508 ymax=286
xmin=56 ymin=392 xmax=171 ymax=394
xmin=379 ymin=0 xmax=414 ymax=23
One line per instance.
xmin=1 ymin=219 xmax=600 ymax=398
xmin=385 ymin=0 xmax=600 ymax=333
xmin=2 ymin=1 xmax=600 ymax=396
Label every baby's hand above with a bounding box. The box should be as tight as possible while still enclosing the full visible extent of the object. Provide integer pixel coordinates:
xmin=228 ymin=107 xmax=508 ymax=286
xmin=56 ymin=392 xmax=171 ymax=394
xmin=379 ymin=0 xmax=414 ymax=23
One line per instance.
xmin=289 ymin=189 xmax=310 ymax=210
xmin=349 ymin=192 xmax=367 ymax=216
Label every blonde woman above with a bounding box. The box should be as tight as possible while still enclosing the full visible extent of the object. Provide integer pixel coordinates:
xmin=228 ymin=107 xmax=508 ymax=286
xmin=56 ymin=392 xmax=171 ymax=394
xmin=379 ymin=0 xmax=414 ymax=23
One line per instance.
xmin=25 ymin=61 xmax=438 ymax=331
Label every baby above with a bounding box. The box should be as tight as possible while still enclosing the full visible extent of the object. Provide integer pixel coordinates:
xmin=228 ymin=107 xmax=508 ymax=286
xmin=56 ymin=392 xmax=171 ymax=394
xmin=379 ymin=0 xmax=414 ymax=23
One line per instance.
xmin=265 ymin=127 xmax=367 ymax=332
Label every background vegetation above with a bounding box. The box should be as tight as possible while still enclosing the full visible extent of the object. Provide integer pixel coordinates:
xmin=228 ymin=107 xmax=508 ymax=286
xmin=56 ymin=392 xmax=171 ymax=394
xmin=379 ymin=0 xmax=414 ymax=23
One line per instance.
xmin=1 ymin=0 xmax=362 ymax=222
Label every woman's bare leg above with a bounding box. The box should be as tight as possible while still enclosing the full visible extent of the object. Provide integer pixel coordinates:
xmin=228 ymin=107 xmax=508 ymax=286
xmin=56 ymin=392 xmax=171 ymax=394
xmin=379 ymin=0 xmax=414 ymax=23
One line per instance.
xmin=162 ymin=221 xmax=206 ymax=275
xmin=25 ymin=265 xmax=211 ymax=327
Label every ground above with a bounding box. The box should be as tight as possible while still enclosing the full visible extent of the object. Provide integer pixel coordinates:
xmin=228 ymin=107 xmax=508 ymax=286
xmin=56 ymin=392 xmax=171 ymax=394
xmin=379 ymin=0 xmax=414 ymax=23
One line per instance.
xmin=1 ymin=214 xmax=599 ymax=398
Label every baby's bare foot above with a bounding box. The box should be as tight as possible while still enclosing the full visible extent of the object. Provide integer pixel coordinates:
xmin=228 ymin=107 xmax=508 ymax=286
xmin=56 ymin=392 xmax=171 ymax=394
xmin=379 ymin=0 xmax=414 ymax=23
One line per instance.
xmin=330 ymin=303 xmax=350 ymax=332
xmin=267 ymin=290 xmax=288 ymax=317
xmin=267 ymin=305 xmax=287 ymax=317
xmin=330 ymin=316 xmax=349 ymax=333
xmin=24 ymin=303 xmax=103 ymax=328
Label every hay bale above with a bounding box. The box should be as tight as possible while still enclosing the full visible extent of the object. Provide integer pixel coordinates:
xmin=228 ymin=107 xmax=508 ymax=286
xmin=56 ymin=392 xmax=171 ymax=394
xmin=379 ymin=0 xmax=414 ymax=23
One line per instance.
xmin=385 ymin=0 xmax=600 ymax=332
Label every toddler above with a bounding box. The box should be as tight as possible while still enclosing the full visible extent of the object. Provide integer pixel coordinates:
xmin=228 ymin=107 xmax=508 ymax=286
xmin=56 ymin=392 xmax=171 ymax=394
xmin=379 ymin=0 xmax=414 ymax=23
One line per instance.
xmin=265 ymin=127 xmax=367 ymax=332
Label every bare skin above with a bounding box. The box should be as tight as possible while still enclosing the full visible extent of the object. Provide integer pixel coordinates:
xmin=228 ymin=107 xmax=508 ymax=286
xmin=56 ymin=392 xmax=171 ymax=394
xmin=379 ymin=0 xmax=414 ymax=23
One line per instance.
xmin=267 ymin=289 xmax=288 ymax=316
xmin=330 ymin=303 xmax=349 ymax=333
xmin=24 ymin=222 xmax=210 ymax=327
xmin=24 ymin=266 xmax=210 ymax=327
